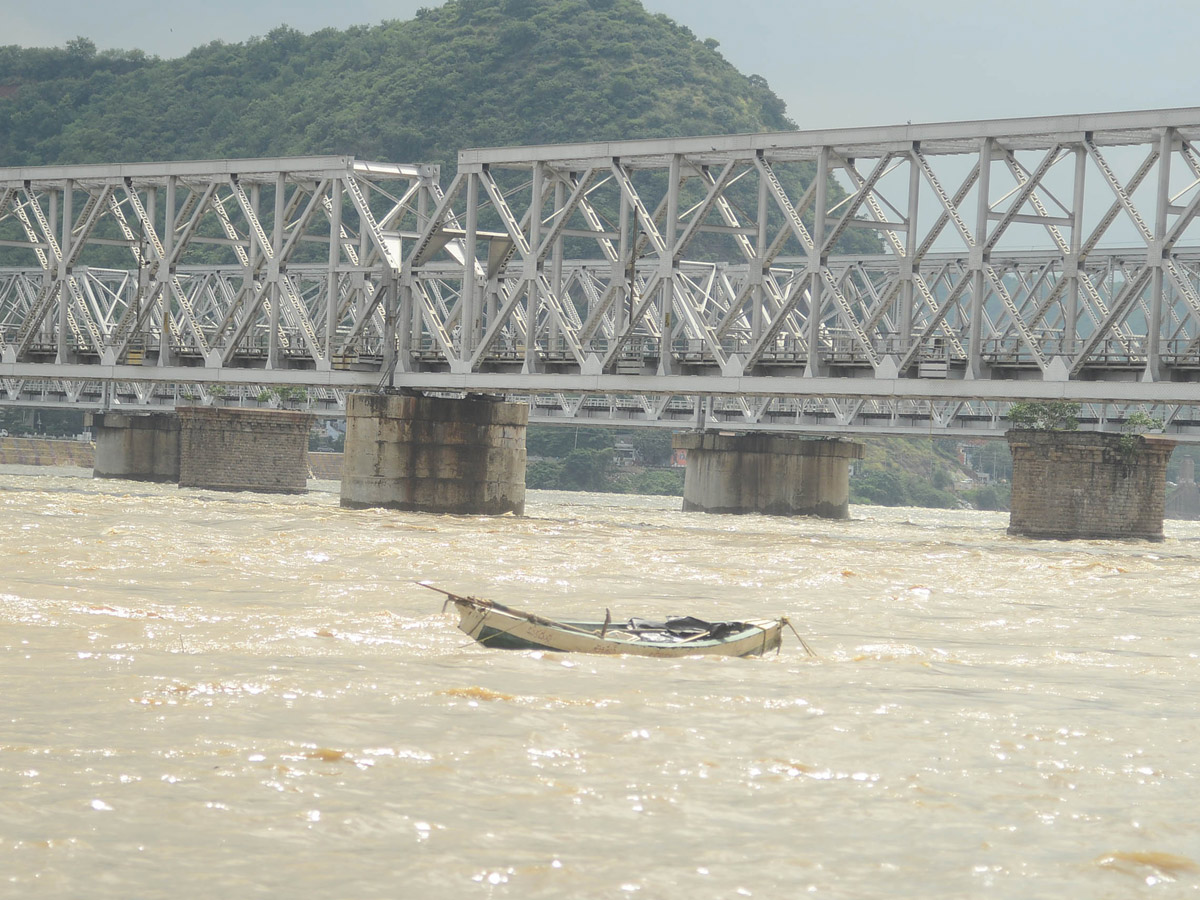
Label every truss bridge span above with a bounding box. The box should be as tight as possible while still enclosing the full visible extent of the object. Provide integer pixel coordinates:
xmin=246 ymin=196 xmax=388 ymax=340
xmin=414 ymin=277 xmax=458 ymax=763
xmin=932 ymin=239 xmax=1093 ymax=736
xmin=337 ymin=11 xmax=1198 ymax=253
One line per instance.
xmin=4 ymin=108 xmax=1200 ymax=439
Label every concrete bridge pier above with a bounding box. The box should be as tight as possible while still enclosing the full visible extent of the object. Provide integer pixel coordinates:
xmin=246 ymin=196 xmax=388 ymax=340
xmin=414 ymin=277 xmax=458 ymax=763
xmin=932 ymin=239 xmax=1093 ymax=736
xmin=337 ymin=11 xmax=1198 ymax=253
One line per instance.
xmin=90 ymin=412 xmax=181 ymax=482
xmin=1007 ymin=430 xmax=1176 ymax=540
xmin=340 ymin=392 xmax=528 ymax=515
xmin=673 ymin=432 xmax=865 ymax=518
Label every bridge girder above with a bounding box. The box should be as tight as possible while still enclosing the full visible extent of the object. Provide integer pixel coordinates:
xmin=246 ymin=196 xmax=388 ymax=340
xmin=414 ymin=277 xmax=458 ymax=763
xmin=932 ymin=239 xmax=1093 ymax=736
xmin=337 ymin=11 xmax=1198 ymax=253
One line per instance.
xmin=4 ymin=110 xmax=1200 ymax=438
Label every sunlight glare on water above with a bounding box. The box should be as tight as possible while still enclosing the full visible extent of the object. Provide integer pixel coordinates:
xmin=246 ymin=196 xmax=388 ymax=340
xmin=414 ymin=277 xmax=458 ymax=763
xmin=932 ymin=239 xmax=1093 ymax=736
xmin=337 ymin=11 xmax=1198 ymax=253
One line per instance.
xmin=1 ymin=467 xmax=1198 ymax=897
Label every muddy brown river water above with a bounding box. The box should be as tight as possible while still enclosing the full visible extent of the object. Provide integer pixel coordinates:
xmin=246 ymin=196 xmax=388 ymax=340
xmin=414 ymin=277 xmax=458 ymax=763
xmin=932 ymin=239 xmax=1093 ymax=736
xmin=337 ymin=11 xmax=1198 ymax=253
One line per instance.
xmin=2 ymin=466 xmax=1198 ymax=898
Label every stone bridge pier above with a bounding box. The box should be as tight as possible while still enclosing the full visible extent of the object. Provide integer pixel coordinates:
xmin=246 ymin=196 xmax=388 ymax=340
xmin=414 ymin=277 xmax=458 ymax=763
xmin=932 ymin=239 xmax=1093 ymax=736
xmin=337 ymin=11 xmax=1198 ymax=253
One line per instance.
xmin=90 ymin=407 xmax=314 ymax=493
xmin=673 ymin=432 xmax=865 ymax=518
xmin=1007 ymin=430 xmax=1176 ymax=541
xmin=177 ymin=407 xmax=314 ymax=493
xmin=340 ymin=392 xmax=528 ymax=515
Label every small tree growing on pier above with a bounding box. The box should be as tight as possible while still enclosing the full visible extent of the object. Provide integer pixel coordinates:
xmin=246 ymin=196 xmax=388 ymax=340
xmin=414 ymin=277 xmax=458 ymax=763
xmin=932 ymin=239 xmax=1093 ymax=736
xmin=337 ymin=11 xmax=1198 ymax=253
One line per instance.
xmin=1115 ymin=411 xmax=1164 ymax=466
xmin=1006 ymin=400 xmax=1080 ymax=431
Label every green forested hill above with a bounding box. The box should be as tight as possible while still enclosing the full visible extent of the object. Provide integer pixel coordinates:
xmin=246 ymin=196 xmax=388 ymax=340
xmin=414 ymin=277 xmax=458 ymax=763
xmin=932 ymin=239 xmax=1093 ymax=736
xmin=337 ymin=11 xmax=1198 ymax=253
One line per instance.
xmin=0 ymin=0 xmax=794 ymax=169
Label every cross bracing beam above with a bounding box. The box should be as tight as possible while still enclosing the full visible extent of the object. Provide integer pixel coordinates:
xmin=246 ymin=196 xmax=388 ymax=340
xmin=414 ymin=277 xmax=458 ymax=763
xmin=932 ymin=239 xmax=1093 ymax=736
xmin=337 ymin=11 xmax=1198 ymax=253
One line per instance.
xmin=3 ymin=109 xmax=1200 ymax=437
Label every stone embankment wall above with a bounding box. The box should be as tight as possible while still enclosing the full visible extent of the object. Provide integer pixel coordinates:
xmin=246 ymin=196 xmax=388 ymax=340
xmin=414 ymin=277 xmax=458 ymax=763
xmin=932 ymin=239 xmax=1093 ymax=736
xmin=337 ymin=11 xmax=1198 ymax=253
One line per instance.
xmin=0 ymin=437 xmax=94 ymax=467
xmin=341 ymin=392 xmax=527 ymax=515
xmin=673 ymin=432 xmax=865 ymax=518
xmin=308 ymin=452 xmax=344 ymax=480
xmin=177 ymin=407 xmax=314 ymax=494
xmin=1007 ymin=430 xmax=1175 ymax=541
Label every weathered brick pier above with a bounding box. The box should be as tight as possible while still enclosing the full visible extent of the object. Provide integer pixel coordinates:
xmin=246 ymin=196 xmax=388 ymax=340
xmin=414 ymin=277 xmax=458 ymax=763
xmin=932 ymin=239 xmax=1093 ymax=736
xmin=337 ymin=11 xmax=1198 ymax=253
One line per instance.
xmin=1007 ymin=430 xmax=1176 ymax=541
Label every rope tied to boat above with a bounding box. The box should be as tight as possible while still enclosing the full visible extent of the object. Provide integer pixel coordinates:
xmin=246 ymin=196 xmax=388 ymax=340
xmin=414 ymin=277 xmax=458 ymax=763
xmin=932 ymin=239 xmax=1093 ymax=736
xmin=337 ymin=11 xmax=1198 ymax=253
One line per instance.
xmin=781 ymin=617 xmax=818 ymax=658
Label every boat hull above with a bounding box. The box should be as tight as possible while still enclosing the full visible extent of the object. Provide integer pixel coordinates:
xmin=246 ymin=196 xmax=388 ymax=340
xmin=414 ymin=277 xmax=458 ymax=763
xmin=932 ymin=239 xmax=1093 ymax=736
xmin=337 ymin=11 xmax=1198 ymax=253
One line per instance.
xmin=452 ymin=599 xmax=783 ymax=658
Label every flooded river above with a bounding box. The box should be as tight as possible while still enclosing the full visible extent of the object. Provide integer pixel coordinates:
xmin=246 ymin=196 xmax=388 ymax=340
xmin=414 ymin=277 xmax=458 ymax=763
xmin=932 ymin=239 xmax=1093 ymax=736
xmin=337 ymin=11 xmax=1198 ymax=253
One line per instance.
xmin=2 ymin=466 xmax=1198 ymax=898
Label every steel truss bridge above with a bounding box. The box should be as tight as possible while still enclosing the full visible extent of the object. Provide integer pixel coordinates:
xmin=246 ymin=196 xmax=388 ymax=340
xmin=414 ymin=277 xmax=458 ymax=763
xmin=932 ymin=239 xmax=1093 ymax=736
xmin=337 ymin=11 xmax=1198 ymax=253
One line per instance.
xmin=3 ymin=108 xmax=1200 ymax=438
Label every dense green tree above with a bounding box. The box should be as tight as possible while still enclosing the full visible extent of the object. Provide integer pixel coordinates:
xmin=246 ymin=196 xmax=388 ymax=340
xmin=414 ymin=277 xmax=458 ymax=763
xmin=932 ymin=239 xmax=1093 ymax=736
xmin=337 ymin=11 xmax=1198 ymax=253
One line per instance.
xmin=562 ymin=447 xmax=613 ymax=491
xmin=1006 ymin=401 xmax=1080 ymax=431
xmin=962 ymin=484 xmax=1009 ymax=511
xmin=524 ymin=424 xmax=684 ymax=494
xmin=905 ymin=479 xmax=958 ymax=509
xmin=526 ymin=457 xmax=566 ymax=488
xmin=851 ymin=470 xmax=909 ymax=506
xmin=850 ymin=469 xmax=960 ymax=509
xmin=609 ymin=467 xmax=683 ymax=495
xmin=526 ymin=425 xmax=611 ymax=458
xmin=627 ymin=429 xmax=674 ymax=467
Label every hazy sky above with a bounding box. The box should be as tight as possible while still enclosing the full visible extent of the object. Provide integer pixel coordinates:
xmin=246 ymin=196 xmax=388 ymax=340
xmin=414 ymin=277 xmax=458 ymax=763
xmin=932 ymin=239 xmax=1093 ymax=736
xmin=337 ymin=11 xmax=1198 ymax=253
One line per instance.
xmin=3 ymin=0 xmax=1198 ymax=131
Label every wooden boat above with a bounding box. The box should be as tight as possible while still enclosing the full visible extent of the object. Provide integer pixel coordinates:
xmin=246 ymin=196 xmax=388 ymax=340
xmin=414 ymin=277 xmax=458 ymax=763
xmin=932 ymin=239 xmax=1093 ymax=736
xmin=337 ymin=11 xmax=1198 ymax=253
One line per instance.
xmin=421 ymin=584 xmax=787 ymax=658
